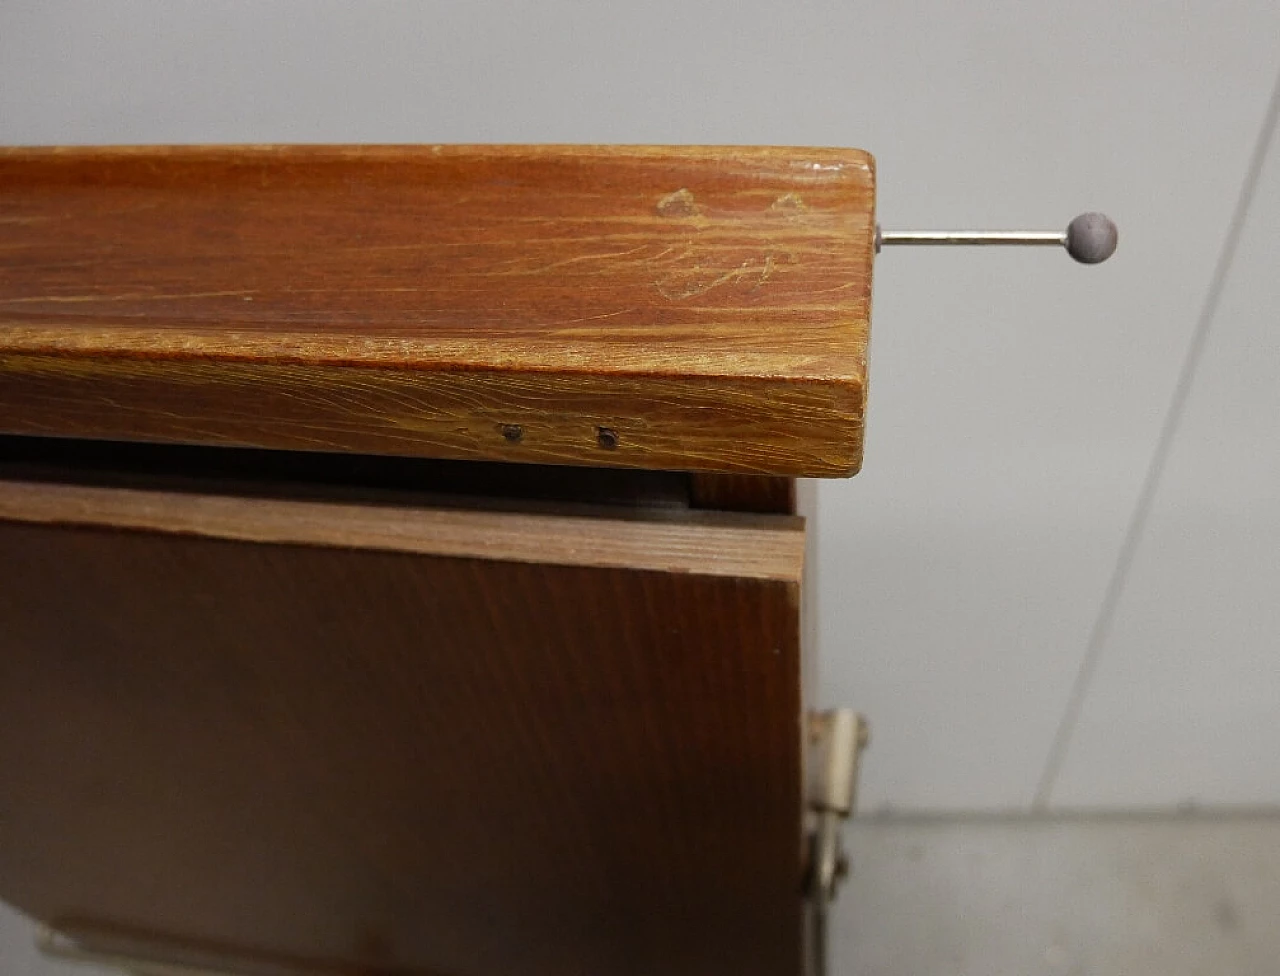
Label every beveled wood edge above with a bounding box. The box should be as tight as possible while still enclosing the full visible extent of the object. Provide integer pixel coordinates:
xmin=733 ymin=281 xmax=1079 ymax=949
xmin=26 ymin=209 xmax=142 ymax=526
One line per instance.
xmin=0 ymin=479 xmax=806 ymax=581
xmin=0 ymin=353 xmax=864 ymax=477
xmin=0 ymin=325 xmax=864 ymax=383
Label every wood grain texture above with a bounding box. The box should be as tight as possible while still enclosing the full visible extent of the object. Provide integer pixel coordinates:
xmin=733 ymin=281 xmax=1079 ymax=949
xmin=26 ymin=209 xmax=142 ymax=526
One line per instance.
xmin=0 ymin=485 xmax=807 ymax=976
xmin=690 ymin=473 xmax=797 ymax=514
xmin=0 ymin=145 xmax=874 ymax=476
xmin=0 ymin=478 xmax=804 ymax=579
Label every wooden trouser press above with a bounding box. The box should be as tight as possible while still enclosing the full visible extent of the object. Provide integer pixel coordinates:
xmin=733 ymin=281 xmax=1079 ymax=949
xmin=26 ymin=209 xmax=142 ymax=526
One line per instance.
xmin=0 ymin=146 xmax=874 ymax=976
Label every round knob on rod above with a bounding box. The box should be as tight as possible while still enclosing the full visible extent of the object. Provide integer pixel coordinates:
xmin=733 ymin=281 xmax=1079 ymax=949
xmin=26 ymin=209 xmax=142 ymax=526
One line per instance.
xmin=1064 ymin=212 xmax=1119 ymax=264
xmin=876 ymin=212 xmax=1118 ymax=264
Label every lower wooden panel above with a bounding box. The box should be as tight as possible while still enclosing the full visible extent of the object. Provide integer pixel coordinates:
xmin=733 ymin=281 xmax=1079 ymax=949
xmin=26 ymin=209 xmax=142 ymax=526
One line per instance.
xmin=0 ymin=481 xmax=807 ymax=976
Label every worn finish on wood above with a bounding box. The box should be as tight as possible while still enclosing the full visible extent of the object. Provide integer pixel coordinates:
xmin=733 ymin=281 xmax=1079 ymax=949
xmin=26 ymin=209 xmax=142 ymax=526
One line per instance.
xmin=0 ymin=481 xmax=808 ymax=976
xmin=0 ymin=145 xmax=874 ymax=476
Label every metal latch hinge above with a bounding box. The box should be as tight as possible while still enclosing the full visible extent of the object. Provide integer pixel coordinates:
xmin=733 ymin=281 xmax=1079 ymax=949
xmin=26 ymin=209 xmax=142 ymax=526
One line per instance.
xmin=805 ymin=709 xmax=870 ymax=976
xmin=806 ymin=708 xmax=870 ymax=903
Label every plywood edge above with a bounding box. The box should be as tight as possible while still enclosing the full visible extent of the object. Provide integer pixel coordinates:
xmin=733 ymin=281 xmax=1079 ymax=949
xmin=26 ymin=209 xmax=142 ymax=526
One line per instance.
xmin=0 ymin=479 xmax=806 ymax=582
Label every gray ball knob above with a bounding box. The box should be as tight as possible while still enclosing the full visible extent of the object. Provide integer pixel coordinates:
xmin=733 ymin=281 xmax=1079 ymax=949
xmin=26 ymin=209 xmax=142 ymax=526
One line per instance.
xmin=1065 ymin=212 xmax=1118 ymax=264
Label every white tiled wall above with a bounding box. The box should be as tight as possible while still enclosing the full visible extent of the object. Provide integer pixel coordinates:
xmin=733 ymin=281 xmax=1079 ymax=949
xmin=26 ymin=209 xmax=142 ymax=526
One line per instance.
xmin=1 ymin=1 xmax=1278 ymax=814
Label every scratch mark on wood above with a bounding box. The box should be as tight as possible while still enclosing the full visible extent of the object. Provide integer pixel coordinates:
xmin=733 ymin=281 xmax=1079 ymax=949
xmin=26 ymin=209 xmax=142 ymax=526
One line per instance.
xmin=656 ymin=188 xmax=703 ymax=218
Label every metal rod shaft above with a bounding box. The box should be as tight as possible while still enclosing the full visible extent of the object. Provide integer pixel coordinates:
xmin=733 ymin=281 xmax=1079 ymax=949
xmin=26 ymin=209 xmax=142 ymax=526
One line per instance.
xmin=877 ymin=229 xmax=1065 ymax=248
xmin=874 ymin=214 xmax=1118 ymax=264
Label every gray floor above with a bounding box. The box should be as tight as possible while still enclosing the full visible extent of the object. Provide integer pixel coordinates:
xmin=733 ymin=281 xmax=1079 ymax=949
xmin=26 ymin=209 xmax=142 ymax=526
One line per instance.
xmin=835 ymin=815 xmax=1280 ymax=976
xmin=4 ymin=815 xmax=1280 ymax=976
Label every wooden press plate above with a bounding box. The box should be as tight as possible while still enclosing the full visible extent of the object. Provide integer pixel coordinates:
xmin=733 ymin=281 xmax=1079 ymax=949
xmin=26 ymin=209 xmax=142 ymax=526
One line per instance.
xmin=0 ymin=145 xmax=874 ymax=476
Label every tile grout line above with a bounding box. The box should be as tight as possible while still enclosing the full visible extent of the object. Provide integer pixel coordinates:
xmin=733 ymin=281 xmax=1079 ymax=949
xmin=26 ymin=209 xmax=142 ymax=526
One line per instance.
xmin=1031 ymin=64 xmax=1280 ymax=811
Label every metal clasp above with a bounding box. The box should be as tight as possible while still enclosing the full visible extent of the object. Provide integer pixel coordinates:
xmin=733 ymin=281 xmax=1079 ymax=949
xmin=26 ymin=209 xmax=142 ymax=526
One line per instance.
xmin=805 ymin=709 xmax=870 ymax=976
xmin=806 ymin=708 xmax=870 ymax=903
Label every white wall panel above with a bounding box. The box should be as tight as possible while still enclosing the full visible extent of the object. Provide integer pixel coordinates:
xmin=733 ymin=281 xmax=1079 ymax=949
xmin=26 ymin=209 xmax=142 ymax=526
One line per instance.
xmin=1052 ymin=113 xmax=1280 ymax=808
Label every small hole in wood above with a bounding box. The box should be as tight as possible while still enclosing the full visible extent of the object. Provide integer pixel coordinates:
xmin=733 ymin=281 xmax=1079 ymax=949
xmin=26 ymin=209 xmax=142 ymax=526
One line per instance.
xmin=500 ymin=424 xmax=523 ymax=443
xmin=597 ymin=427 xmax=619 ymax=450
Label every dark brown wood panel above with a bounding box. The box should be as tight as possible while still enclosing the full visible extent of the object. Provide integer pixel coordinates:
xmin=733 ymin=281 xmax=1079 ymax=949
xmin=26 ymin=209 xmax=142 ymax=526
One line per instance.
xmin=0 ymin=145 xmax=874 ymax=476
xmin=0 ymin=481 xmax=807 ymax=976
xmin=690 ymin=473 xmax=797 ymax=514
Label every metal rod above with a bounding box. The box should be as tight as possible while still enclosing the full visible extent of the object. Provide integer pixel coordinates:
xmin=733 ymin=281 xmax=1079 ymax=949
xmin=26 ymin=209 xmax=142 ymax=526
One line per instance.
xmin=877 ymin=229 xmax=1065 ymax=247
xmin=874 ymin=213 xmax=1118 ymax=264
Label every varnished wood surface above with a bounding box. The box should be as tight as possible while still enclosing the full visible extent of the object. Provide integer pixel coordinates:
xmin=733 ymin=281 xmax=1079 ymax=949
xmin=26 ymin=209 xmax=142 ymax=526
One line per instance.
xmin=0 ymin=479 xmax=808 ymax=976
xmin=0 ymin=145 xmax=874 ymax=476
